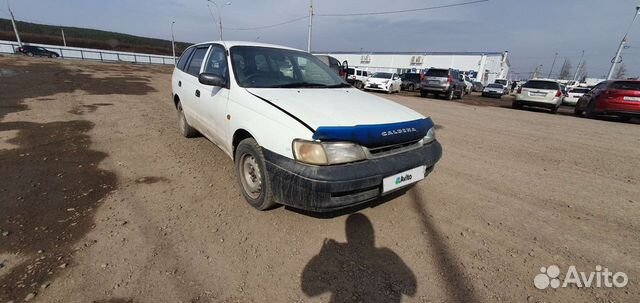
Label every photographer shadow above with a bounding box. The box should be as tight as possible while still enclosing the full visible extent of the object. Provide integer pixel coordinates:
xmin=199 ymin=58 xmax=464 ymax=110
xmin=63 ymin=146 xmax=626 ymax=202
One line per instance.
xmin=301 ymin=213 xmax=417 ymax=303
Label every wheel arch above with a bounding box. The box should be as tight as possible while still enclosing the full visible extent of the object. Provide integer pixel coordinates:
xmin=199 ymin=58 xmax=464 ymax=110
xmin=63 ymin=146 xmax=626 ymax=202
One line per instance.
xmin=232 ymin=128 xmax=257 ymax=159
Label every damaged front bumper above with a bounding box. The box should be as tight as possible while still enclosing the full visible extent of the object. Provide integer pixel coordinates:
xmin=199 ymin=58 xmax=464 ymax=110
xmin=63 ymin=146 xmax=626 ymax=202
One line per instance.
xmin=263 ymin=140 xmax=443 ymax=212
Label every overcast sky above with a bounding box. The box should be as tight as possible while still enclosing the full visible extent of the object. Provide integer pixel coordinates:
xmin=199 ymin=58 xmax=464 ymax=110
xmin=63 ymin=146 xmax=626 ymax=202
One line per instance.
xmin=4 ymin=0 xmax=640 ymax=78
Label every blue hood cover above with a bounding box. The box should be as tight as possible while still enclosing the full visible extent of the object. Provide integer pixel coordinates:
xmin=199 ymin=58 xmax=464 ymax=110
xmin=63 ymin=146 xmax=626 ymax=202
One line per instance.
xmin=312 ymin=118 xmax=434 ymax=148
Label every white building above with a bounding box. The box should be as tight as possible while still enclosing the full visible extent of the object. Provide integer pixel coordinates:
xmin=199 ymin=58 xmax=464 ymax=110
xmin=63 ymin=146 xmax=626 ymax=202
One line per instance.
xmin=316 ymin=51 xmax=510 ymax=85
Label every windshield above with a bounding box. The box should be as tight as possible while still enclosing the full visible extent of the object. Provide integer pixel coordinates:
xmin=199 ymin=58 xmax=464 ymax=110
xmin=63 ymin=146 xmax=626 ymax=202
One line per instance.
xmin=610 ymin=81 xmax=640 ymax=91
xmin=569 ymin=88 xmax=590 ymax=93
xmin=426 ymin=69 xmax=449 ymax=77
xmin=523 ymin=81 xmax=558 ymax=90
xmin=371 ymin=72 xmax=392 ymax=79
xmin=487 ymin=84 xmax=503 ymax=88
xmin=495 ymin=79 xmax=507 ymax=85
xmin=230 ymin=46 xmax=347 ymax=88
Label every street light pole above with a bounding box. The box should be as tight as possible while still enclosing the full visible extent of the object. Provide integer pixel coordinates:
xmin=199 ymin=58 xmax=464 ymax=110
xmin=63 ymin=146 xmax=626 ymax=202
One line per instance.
xmin=607 ymin=6 xmax=640 ymax=80
xmin=207 ymin=0 xmax=231 ymax=40
xmin=7 ymin=0 xmax=22 ymax=47
xmin=307 ymin=0 xmax=313 ymax=52
xmin=61 ymin=25 xmax=67 ymax=46
xmin=171 ymin=21 xmax=176 ymax=66
xmin=573 ymin=50 xmax=584 ymax=82
xmin=547 ymin=52 xmax=558 ymax=79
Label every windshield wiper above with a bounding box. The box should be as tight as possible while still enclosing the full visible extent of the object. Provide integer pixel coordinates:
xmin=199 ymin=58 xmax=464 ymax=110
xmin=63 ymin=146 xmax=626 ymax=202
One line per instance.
xmin=267 ymin=82 xmax=350 ymax=88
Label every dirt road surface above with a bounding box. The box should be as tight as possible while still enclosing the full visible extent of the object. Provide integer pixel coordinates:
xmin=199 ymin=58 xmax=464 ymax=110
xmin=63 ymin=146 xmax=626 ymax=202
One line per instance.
xmin=1 ymin=56 xmax=638 ymax=303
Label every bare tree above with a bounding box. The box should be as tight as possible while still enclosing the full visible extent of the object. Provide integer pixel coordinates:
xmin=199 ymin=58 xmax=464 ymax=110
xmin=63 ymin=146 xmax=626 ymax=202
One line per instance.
xmin=558 ymin=59 xmax=573 ymax=80
xmin=615 ymin=63 xmax=627 ymax=80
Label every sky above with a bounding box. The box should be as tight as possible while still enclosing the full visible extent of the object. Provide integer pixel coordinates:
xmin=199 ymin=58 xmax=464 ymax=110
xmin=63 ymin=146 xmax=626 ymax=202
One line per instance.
xmin=3 ymin=0 xmax=640 ymax=78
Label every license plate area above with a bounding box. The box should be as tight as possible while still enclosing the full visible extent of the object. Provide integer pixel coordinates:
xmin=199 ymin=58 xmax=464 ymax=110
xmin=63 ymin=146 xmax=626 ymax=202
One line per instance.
xmin=530 ymin=92 xmax=547 ymax=97
xmin=382 ymin=166 xmax=425 ymax=194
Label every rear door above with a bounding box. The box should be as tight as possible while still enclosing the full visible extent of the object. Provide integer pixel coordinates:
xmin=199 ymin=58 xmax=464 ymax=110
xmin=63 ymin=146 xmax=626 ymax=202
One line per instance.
xmin=181 ymin=45 xmax=211 ymax=131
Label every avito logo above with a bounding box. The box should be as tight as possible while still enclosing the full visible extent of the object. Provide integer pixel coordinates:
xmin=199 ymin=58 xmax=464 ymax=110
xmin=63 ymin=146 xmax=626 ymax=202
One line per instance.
xmin=395 ymin=174 xmax=412 ymax=185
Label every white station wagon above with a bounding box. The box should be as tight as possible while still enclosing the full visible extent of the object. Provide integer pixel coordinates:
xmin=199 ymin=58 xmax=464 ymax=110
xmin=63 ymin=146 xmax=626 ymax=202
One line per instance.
xmin=171 ymin=41 xmax=442 ymax=212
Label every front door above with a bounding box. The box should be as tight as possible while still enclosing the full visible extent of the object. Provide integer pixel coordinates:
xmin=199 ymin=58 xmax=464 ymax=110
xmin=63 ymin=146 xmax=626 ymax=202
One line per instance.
xmin=196 ymin=44 xmax=231 ymax=148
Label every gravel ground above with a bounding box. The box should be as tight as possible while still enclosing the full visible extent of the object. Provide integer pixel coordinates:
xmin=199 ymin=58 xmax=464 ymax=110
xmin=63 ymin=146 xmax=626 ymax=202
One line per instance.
xmin=1 ymin=56 xmax=639 ymax=303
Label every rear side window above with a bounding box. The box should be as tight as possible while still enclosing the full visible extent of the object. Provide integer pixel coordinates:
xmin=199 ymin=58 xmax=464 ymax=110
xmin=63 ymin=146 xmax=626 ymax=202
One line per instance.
xmin=426 ymin=69 xmax=449 ymax=77
xmin=177 ymin=47 xmax=195 ymax=71
xmin=610 ymin=81 xmax=640 ymax=91
xmin=356 ymin=70 xmax=362 ymax=76
xmin=523 ymin=81 xmax=558 ymax=90
xmin=347 ymin=68 xmax=355 ymax=75
xmin=186 ymin=47 xmax=209 ymax=76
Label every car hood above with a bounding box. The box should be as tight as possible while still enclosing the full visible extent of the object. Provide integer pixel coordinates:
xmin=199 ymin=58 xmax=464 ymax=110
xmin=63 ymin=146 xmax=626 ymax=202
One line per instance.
xmin=246 ymin=88 xmax=424 ymax=129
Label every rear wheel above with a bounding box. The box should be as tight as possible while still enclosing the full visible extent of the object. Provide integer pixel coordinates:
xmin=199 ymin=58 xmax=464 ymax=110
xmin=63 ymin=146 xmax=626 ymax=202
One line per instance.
xmin=458 ymin=89 xmax=465 ymax=99
xmin=512 ymin=101 xmax=522 ymax=109
xmin=420 ymin=90 xmax=428 ymax=98
xmin=619 ymin=116 xmax=632 ymax=122
xmin=408 ymin=84 xmax=415 ymax=92
xmin=235 ymin=138 xmax=276 ymax=211
xmin=446 ymin=89 xmax=454 ymax=100
xmin=26 ymin=52 xmax=34 ymax=57
xmin=550 ymin=105 xmax=559 ymax=114
xmin=177 ymin=102 xmax=198 ymax=138
xmin=585 ymin=101 xmax=597 ymax=119
xmin=574 ymin=106 xmax=584 ymax=116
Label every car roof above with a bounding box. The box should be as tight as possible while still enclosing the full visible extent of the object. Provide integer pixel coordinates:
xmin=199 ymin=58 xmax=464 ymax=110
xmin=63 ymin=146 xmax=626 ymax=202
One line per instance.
xmin=192 ymin=41 xmax=303 ymax=52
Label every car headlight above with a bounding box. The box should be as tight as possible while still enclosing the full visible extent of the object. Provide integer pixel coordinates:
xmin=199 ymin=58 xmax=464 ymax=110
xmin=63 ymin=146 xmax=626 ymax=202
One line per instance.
xmin=422 ymin=127 xmax=436 ymax=144
xmin=293 ymin=140 xmax=366 ymax=165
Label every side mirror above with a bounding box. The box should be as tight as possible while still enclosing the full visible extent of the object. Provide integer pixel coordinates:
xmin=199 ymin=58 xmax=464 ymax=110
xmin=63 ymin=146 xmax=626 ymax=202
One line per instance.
xmin=198 ymin=73 xmax=227 ymax=87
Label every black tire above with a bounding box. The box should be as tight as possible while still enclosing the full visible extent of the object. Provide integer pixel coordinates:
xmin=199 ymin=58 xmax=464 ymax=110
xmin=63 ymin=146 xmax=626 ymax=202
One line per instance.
xmin=619 ymin=116 xmax=632 ymax=122
xmin=388 ymin=85 xmax=393 ymax=94
xmin=550 ymin=105 xmax=559 ymax=114
xmin=458 ymin=89 xmax=464 ymax=99
xmin=574 ymin=106 xmax=584 ymax=116
xmin=446 ymin=89 xmax=454 ymax=100
xmin=408 ymin=84 xmax=415 ymax=92
xmin=177 ymin=101 xmax=198 ymax=138
xmin=26 ymin=52 xmax=34 ymax=57
xmin=420 ymin=90 xmax=427 ymax=98
xmin=512 ymin=101 xmax=522 ymax=109
xmin=234 ymin=138 xmax=276 ymax=211
xmin=585 ymin=101 xmax=597 ymax=119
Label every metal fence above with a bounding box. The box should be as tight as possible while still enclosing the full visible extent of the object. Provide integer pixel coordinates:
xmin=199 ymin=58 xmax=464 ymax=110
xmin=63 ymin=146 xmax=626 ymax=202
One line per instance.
xmin=0 ymin=40 xmax=176 ymax=65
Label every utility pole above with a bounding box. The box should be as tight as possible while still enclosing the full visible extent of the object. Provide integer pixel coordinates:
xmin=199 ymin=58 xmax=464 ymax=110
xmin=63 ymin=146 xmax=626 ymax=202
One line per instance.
xmin=61 ymin=25 xmax=67 ymax=46
xmin=573 ymin=50 xmax=584 ymax=82
xmin=533 ymin=64 xmax=542 ymax=79
xmin=607 ymin=6 xmax=640 ymax=80
xmin=206 ymin=0 xmax=231 ymax=40
xmin=547 ymin=52 xmax=558 ymax=79
xmin=7 ymin=0 xmax=22 ymax=47
xmin=171 ymin=21 xmax=176 ymax=66
xmin=307 ymin=0 xmax=314 ymax=52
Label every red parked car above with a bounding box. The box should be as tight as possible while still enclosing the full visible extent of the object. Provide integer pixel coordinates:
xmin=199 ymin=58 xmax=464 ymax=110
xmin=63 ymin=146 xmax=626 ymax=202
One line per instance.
xmin=574 ymin=80 xmax=640 ymax=121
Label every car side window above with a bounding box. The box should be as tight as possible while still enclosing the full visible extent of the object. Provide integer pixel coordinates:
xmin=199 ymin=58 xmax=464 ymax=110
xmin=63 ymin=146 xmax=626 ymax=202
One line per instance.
xmin=203 ymin=45 xmax=228 ymax=82
xmin=186 ymin=46 xmax=209 ymax=77
xmin=363 ymin=71 xmax=368 ymax=77
xmin=177 ymin=47 xmax=195 ymax=71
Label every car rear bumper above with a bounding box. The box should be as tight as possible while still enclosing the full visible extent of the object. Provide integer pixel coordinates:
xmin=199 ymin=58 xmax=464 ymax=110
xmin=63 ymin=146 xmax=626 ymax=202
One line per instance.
xmin=563 ymin=97 xmax=580 ymax=105
xmin=420 ymin=85 xmax=450 ymax=92
xmin=597 ymin=100 xmax=640 ymax=115
xmin=262 ymin=141 xmax=443 ymax=212
xmin=515 ymin=96 xmax=562 ymax=107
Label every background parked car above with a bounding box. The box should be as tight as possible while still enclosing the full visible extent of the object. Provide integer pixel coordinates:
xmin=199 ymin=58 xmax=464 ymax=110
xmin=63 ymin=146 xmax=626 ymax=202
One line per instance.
xmin=471 ymin=81 xmax=484 ymax=92
xmin=494 ymin=78 xmax=510 ymax=94
xmin=513 ymin=80 xmax=563 ymax=113
xmin=462 ymin=75 xmax=473 ymax=94
xmin=574 ymin=80 xmax=640 ymax=121
xmin=346 ymin=68 xmax=369 ymax=89
xmin=400 ymin=73 xmax=421 ymax=92
xmin=364 ymin=72 xmax=402 ymax=94
xmin=420 ymin=68 xmax=466 ymax=100
xmin=17 ymin=45 xmax=60 ymax=58
xmin=482 ymin=83 xmax=506 ymax=98
xmin=563 ymin=87 xmax=590 ymax=105
xmin=315 ymin=55 xmax=347 ymax=79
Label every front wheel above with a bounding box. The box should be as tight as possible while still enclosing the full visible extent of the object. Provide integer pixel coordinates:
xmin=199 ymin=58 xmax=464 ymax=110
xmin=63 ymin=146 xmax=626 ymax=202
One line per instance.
xmin=585 ymin=101 xmax=597 ymax=119
xmin=235 ymin=138 xmax=276 ymax=211
xmin=388 ymin=85 xmax=393 ymax=94
xmin=26 ymin=52 xmax=34 ymax=57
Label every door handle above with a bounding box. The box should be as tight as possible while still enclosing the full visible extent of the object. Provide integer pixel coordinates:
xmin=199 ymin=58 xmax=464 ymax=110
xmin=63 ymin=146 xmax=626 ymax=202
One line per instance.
xmin=178 ymin=81 xmax=182 ymax=87
xmin=195 ymin=90 xmax=200 ymax=98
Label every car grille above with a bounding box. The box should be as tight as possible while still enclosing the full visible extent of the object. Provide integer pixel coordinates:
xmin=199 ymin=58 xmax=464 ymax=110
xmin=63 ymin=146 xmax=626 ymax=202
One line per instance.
xmin=365 ymin=139 xmax=422 ymax=158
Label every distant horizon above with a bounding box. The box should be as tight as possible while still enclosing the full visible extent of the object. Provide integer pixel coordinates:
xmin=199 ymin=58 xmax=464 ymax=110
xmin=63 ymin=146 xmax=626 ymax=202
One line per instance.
xmin=3 ymin=0 xmax=640 ymax=78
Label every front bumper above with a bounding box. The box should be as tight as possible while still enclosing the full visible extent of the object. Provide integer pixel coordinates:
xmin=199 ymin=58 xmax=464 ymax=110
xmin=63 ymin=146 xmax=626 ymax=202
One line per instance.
xmin=263 ymin=141 xmax=443 ymax=212
xmin=482 ymin=91 xmax=504 ymax=97
xmin=364 ymin=83 xmax=390 ymax=91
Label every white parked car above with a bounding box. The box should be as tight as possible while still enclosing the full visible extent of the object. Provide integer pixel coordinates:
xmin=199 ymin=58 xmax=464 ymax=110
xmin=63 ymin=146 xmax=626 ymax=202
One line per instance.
xmin=171 ymin=41 xmax=442 ymax=212
xmin=513 ymin=80 xmax=563 ymax=113
xmin=463 ymin=75 xmax=473 ymax=94
xmin=364 ymin=72 xmax=402 ymax=94
xmin=346 ymin=68 xmax=369 ymax=89
xmin=563 ymin=87 xmax=591 ymax=106
xmin=481 ymin=83 xmax=506 ymax=98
